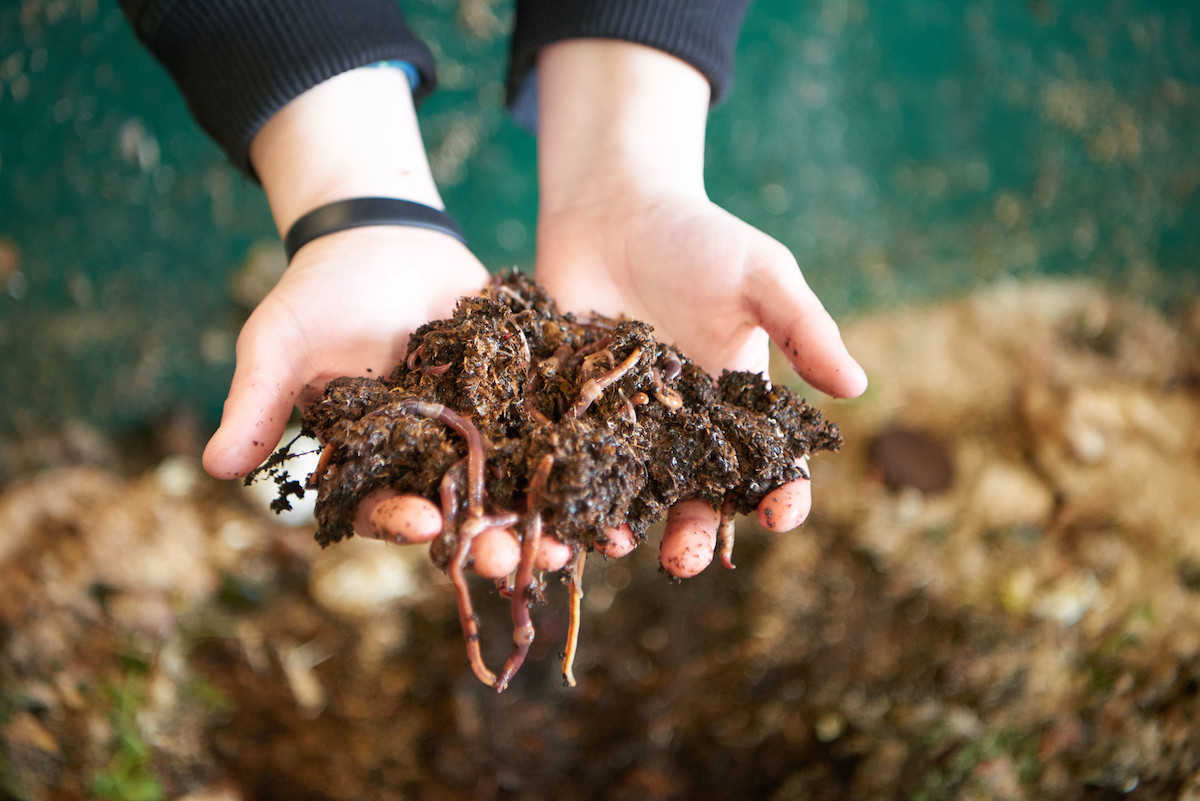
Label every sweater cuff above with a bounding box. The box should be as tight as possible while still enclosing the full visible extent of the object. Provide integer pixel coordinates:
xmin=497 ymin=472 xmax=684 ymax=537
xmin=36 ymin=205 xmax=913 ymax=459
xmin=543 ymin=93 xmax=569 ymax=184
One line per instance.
xmin=122 ymin=0 xmax=438 ymax=178
xmin=507 ymin=0 xmax=752 ymax=118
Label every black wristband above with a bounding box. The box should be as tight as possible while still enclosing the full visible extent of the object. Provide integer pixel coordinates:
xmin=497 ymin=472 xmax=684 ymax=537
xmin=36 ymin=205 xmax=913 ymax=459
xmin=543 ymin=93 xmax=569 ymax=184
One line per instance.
xmin=283 ymin=197 xmax=466 ymax=261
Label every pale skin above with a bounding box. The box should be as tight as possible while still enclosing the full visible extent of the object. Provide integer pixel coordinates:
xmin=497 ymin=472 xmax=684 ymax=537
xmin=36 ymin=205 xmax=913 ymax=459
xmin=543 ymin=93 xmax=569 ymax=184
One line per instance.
xmin=203 ymin=41 xmax=867 ymax=579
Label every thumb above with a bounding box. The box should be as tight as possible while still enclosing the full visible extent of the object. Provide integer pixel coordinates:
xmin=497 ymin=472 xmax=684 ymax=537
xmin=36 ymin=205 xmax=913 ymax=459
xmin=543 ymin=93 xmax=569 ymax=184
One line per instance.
xmin=745 ymin=242 xmax=868 ymax=398
xmin=202 ymin=309 xmax=310 ymax=480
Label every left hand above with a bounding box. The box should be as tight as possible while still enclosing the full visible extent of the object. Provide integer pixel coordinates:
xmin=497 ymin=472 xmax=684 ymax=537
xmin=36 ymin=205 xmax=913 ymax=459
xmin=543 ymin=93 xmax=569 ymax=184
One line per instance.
xmin=536 ymin=187 xmax=866 ymax=396
xmin=534 ymin=40 xmax=868 ymax=576
xmin=202 ymin=66 xmax=559 ymax=580
xmin=536 ymin=186 xmax=860 ymax=571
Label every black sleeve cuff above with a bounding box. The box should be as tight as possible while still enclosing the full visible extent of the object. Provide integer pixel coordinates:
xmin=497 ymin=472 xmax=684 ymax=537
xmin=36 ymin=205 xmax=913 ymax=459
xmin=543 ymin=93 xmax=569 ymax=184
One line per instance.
xmin=508 ymin=0 xmax=753 ymax=112
xmin=120 ymin=0 xmax=438 ymax=178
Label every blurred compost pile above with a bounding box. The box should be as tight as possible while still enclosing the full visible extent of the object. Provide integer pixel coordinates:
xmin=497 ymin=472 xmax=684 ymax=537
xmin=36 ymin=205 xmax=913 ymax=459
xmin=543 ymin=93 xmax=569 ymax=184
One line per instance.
xmin=3 ymin=278 xmax=1199 ymax=800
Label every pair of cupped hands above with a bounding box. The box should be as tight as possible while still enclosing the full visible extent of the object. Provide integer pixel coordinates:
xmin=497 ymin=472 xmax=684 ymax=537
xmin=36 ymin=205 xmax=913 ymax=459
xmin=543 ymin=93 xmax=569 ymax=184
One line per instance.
xmin=200 ymin=42 xmax=867 ymax=580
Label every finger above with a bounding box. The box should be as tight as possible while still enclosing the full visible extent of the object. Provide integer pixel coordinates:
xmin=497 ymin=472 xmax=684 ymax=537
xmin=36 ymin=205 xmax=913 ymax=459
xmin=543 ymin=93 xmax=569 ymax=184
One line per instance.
xmin=354 ymin=489 xmax=443 ymax=543
xmin=660 ymin=499 xmax=719 ymax=578
xmin=202 ymin=311 xmax=309 ymax=480
xmin=745 ymin=242 xmax=868 ymax=398
xmin=595 ymin=524 xmax=637 ymax=558
xmin=535 ymin=535 xmax=573 ymax=572
xmin=757 ymin=468 xmax=813 ymax=533
xmin=470 ymin=527 xmax=522 ymax=579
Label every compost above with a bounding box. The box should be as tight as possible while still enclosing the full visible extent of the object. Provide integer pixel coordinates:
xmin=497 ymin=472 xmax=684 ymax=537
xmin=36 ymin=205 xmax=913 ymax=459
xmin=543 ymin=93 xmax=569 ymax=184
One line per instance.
xmin=259 ymin=272 xmax=841 ymax=690
xmin=7 ymin=280 xmax=1200 ymax=799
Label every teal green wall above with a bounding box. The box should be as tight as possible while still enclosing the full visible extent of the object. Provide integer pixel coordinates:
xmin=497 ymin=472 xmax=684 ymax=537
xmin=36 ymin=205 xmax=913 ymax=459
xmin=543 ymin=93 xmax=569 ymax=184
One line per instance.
xmin=2 ymin=0 xmax=1197 ymax=435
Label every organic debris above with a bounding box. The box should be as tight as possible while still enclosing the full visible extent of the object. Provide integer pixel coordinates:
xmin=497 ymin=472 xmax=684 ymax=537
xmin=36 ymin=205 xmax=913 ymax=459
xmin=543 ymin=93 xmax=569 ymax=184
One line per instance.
xmin=265 ymin=272 xmax=841 ymax=690
xmin=5 ymin=280 xmax=1200 ymax=799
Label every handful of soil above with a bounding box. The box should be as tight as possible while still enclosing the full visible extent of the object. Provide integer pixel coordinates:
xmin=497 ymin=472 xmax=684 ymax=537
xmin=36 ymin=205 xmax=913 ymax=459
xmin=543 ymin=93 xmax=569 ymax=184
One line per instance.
xmin=262 ymin=272 xmax=841 ymax=690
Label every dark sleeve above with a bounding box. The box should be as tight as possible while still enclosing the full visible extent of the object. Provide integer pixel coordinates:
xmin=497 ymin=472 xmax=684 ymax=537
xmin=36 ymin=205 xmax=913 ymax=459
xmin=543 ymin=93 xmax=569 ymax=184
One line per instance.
xmin=508 ymin=0 xmax=753 ymax=109
xmin=120 ymin=0 xmax=438 ymax=178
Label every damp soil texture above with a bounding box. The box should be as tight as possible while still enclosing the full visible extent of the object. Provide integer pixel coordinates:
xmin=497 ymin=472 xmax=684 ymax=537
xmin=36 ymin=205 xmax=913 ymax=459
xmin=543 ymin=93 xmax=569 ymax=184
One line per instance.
xmin=260 ymin=272 xmax=840 ymax=690
xmin=292 ymin=271 xmax=838 ymax=547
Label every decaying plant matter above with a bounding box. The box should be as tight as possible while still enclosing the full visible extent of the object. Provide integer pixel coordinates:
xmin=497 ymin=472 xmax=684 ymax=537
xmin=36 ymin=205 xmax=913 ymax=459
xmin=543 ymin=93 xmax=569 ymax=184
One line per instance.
xmin=265 ymin=272 xmax=842 ymax=691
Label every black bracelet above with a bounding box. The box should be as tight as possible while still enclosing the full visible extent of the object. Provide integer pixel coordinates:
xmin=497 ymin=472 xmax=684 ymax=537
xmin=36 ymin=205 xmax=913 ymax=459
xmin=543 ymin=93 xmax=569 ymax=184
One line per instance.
xmin=283 ymin=197 xmax=466 ymax=261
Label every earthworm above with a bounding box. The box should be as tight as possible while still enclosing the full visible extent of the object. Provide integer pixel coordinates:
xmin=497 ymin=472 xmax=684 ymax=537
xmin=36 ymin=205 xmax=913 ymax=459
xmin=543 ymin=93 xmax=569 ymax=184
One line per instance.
xmin=656 ymin=385 xmax=684 ymax=409
xmin=478 ymin=511 xmax=520 ymax=530
xmin=545 ymin=342 xmax=574 ymax=374
xmin=405 ymin=343 xmax=425 ymax=371
xmin=718 ymin=495 xmax=737 ymax=570
xmin=569 ymin=347 xmax=643 ymax=418
xmin=398 ymin=399 xmax=486 ymax=517
xmin=440 ymin=460 xmax=465 ymax=530
xmin=306 ymin=444 xmax=335 ymax=489
xmin=567 ymin=335 xmax=612 ymax=369
xmin=522 ymin=363 xmax=552 ymax=427
xmin=650 ymin=367 xmax=684 ymax=411
xmin=630 ymin=392 xmax=650 ymax=406
xmin=616 ymin=388 xmax=636 ymax=423
xmin=662 ymin=352 xmax=683 ymax=382
xmin=449 ymin=517 xmax=490 ymax=689
xmin=579 ymin=349 xmax=613 ymax=384
xmin=522 ymin=343 xmax=574 ymax=426
xmin=562 ymin=547 xmax=587 ymax=687
xmin=423 ymin=363 xmax=452 ymax=377
xmin=449 ymin=514 xmax=520 ymax=687
xmin=497 ymin=453 xmax=555 ymax=691
xmin=438 ymin=463 xmax=497 ymax=687
xmin=398 ymin=398 xmax=508 ymax=685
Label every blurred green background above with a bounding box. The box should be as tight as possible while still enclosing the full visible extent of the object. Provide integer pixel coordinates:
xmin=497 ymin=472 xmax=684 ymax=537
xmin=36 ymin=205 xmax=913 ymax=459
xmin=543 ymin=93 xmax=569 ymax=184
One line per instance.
xmin=1 ymin=0 xmax=1198 ymax=440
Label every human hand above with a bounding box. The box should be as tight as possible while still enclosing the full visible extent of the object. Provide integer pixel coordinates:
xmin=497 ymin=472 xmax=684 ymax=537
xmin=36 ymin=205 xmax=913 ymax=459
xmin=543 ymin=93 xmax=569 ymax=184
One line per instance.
xmin=203 ymin=227 xmax=489 ymax=480
xmin=200 ymin=66 xmax=544 ymax=578
xmin=534 ymin=40 xmax=868 ymax=576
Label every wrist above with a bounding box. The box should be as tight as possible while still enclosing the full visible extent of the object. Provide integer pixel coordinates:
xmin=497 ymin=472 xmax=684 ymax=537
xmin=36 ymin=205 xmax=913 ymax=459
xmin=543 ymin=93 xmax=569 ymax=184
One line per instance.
xmin=250 ymin=67 xmax=444 ymax=236
xmin=536 ymin=40 xmax=711 ymax=215
xmin=283 ymin=198 xmax=465 ymax=261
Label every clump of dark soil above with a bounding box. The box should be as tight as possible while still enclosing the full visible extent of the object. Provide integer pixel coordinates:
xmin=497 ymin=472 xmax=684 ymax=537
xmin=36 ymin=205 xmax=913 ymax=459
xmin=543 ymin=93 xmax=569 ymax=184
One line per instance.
xmin=264 ymin=271 xmax=841 ymax=690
